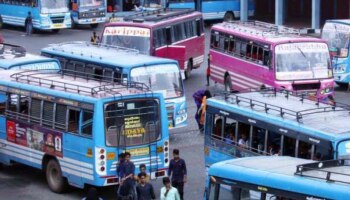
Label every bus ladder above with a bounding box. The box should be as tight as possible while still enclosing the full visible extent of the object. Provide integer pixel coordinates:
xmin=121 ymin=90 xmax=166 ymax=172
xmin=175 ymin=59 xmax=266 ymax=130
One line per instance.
xmin=148 ymin=142 xmax=159 ymax=179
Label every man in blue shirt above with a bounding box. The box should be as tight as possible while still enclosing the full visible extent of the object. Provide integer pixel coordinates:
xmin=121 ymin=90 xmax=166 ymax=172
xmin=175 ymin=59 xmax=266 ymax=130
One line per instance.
xmin=118 ymin=152 xmax=136 ymax=199
xmin=168 ymin=149 xmax=187 ymax=200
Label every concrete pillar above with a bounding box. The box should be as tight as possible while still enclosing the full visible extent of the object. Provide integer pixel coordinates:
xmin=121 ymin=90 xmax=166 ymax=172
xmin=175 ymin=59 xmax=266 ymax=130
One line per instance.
xmin=240 ymin=0 xmax=248 ymax=22
xmin=312 ymin=0 xmax=321 ymax=29
xmin=333 ymin=0 xmax=337 ymax=18
xmin=275 ymin=0 xmax=284 ymax=26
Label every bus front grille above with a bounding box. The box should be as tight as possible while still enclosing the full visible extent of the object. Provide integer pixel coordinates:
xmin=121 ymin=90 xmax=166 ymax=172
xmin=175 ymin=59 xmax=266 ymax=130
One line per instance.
xmin=292 ymin=82 xmax=321 ymax=91
xmin=51 ymin=17 xmax=64 ymax=24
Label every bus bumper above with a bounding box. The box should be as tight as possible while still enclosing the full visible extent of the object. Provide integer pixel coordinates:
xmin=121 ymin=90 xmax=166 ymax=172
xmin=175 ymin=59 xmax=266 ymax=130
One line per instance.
xmin=334 ymin=72 xmax=350 ymax=84
xmin=76 ymin=17 xmax=106 ymax=24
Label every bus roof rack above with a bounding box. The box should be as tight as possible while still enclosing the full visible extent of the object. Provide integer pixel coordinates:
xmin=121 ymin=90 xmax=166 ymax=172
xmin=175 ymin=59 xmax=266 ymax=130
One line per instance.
xmin=295 ymin=159 xmax=350 ymax=185
xmin=222 ymin=20 xmax=305 ymax=37
xmin=10 ymin=69 xmax=150 ymax=98
xmin=123 ymin=8 xmax=196 ymax=22
xmin=0 ymin=43 xmax=26 ymax=59
xmin=214 ymin=87 xmax=350 ymax=123
xmin=47 ymin=41 xmax=139 ymax=58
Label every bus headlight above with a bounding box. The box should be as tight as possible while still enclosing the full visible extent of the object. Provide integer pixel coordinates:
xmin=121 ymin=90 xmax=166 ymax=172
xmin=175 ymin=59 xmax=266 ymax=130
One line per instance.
xmin=177 ymin=108 xmax=186 ymax=115
xmin=321 ymin=87 xmax=333 ymax=95
xmin=175 ymin=113 xmax=187 ymax=125
xmin=41 ymin=18 xmax=51 ymax=26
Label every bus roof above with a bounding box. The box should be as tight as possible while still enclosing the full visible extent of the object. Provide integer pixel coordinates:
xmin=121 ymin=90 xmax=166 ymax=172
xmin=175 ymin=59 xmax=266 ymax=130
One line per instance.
xmin=324 ymin=19 xmax=350 ymax=26
xmin=212 ymin=21 xmax=323 ymax=44
xmin=209 ymin=156 xmax=350 ymax=198
xmin=0 ymin=70 xmax=153 ymax=102
xmin=207 ymin=90 xmax=350 ymax=140
xmin=0 ymin=43 xmax=58 ymax=69
xmin=108 ymin=8 xmax=202 ymax=27
xmin=41 ymin=42 xmax=178 ymax=69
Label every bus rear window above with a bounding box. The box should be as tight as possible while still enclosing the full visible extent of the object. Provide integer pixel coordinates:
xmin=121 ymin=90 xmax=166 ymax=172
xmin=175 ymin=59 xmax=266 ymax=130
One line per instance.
xmin=104 ymin=99 xmax=160 ymax=146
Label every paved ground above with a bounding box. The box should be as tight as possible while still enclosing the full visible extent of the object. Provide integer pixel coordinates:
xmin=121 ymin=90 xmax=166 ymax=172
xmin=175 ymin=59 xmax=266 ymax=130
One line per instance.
xmin=0 ymin=22 xmax=349 ymax=200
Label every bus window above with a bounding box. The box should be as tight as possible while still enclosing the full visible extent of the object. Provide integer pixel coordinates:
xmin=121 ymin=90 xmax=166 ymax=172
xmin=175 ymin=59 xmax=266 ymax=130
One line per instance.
xmin=66 ymin=61 xmax=75 ymax=75
xmin=263 ymin=50 xmax=271 ymax=67
xmin=55 ymin=104 xmax=67 ymax=131
xmin=81 ymin=110 xmax=93 ymax=136
xmin=224 ymin=37 xmax=229 ymax=52
xmin=173 ymin=23 xmax=185 ymax=42
xmin=68 ymin=108 xmax=80 ymax=133
xmin=246 ymin=43 xmax=252 ymax=59
xmin=211 ymin=32 xmax=219 ymax=48
xmin=166 ymin=27 xmax=172 ymax=45
xmin=42 ymin=101 xmax=54 ymax=128
xmin=235 ymin=40 xmax=242 ymax=56
xmin=251 ymin=45 xmax=258 ymax=61
xmin=75 ymin=62 xmax=85 ymax=76
xmin=103 ymin=69 xmax=113 ymax=81
xmin=267 ymin=131 xmax=281 ymax=155
xmin=251 ymin=127 xmax=266 ymax=154
xmin=314 ymin=145 xmax=332 ymax=161
xmin=218 ymin=35 xmax=225 ymax=51
xmin=298 ymin=141 xmax=312 ymax=159
xmin=257 ymin=47 xmax=263 ymax=64
xmin=30 ymin=98 xmax=42 ymax=124
xmin=237 ymin=122 xmax=250 ymax=148
xmin=94 ymin=68 xmax=103 ymax=80
xmin=283 ymin=136 xmax=296 ymax=157
xmin=212 ymin=116 xmax=223 ymax=140
xmin=224 ymin=118 xmax=236 ymax=144
xmin=184 ymin=21 xmax=194 ymax=38
xmin=228 ymin=37 xmax=235 ymax=53
xmin=0 ymin=92 xmax=6 ymax=115
xmin=85 ymin=64 xmax=95 ymax=79
xmin=8 ymin=94 xmax=18 ymax=113
xmin=196 ymin=19 xmax=201 ymax=37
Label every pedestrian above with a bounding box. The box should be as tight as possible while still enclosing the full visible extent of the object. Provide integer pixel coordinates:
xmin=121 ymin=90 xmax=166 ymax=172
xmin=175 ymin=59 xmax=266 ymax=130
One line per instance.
xmin=136 ymin=172 xmax=156 ymax=200
xmin=91 ymin=31 xmax=100 ymax=45
xmin=198 ymin=90 xmax=212 ymax=132
xmin=206 ymin=54 xmax=211 ymax=86
xmin=82 ymin=187 xmax=103 ymax=200
xmin=109 ymin=13 xmax=118 ymax=22
xmin=160 ymin=177 xmax=180 ymax=200
xmin=135 ymin=164 xmax=150 ymax=184
xmin=192 ymin=89 xmax=205 ymax=130
xmin=25 ymin=11 xmax=33 ymax=36
xmin=168 ymin=149 xmax=187 ymax=200
xmin=118 ymin=152 xmax=136 ymax=200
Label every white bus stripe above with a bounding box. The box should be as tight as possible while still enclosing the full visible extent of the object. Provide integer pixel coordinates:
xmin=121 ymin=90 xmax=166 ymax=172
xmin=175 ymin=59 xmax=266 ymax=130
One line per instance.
xmin=0 ymin=149 xmax=41 ymax=165
xmin=61 ymin=167 xmax=94 ymax=181
xmin=211 ymin=65 xmax=263 ymax=85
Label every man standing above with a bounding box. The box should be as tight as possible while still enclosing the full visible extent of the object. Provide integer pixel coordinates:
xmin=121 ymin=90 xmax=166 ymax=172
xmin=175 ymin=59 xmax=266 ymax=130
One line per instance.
xmin=25 ymin=12 xmax=33 ymax=36
xmin=168 ymin=149 xmax=187 ymax=200
xmin=119 ymin=152 xmax=136 ymax=199
xmin=136 ymin=172 xmax=156 ymax=200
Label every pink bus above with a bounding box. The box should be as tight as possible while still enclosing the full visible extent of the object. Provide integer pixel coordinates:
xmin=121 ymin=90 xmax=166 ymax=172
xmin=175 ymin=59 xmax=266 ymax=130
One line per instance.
xmin=101 ymin=9 xmax=205 ymax=79
xmin=210 ymin=21 xmax=334 ymax=100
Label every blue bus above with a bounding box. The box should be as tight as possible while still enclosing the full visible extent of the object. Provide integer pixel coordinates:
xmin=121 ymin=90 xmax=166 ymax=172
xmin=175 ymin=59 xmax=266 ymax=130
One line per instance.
xmin=204 ymin=89 xmax=350 ymax=167
xmin=0 ymin=69 xmax=170 ymax=192
xmin=322 ymin=19 xmax=350 ymax=87
xmin=168 ymin=0 xmax=255 ymax=21
xmin=205 ymin=156 xmax=350 ymax=200
xmin=41 ymin=42 xmax=187 ymax=129
xmin=69 ymin=0 xmax=106 ymax=28
xmin=0 ymin=0 xmax=71 ymax=32
xmin=0 ymin=43 xmax=60 ymax=70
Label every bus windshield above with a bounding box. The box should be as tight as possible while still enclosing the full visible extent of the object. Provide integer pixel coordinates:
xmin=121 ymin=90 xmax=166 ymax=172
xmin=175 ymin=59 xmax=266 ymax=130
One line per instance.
xmin=41 ymin=0 xmax=69 ymax=14
xmin=102 ymin=26 xmax=151 ymax=55
xmin=79 ymin=0 xmax=104 ymax=7
xmin=322 ymin=22 xmax=350 ymax=58
xmin=275 ymin=42 xmax=332 ymax=81
xmin=130 ymin=64 xmax=184 ymax=99
xmin=105 ymin=99 xmax=160 ymax=147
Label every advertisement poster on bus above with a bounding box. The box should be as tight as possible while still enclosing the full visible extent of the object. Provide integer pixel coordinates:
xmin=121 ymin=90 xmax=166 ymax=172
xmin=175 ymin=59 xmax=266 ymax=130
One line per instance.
xmin=6 ymin=120 xmax=63 ymax=157
xmin=124 ymin=116 xmax=146 ymax=138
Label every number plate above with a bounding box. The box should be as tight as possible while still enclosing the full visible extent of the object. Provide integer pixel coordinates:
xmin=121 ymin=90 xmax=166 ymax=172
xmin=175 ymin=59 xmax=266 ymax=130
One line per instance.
xmin=53 ymin=24 xmax=63 ymax=28
xmin=127 ymin=147 xmax=150 ymax=157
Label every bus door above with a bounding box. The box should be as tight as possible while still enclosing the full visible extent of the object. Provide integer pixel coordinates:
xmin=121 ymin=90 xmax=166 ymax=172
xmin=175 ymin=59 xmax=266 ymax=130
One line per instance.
xmin=155 ymin=27 xmax=186 ymax=69
xmin=63 ymin=106 xmax=94 ymax=185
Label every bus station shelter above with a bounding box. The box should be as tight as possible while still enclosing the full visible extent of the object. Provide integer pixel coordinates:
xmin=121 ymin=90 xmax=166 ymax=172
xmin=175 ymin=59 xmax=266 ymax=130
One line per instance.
xmin=240 ymin=0 xmax=350 ymax=29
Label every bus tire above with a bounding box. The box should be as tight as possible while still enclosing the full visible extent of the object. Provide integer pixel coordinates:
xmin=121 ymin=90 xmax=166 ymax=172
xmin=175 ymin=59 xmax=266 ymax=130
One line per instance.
xmin=45 ymin=159 xmax=67 ymax=193
xmin=90 ymin=23 xmax=99 ymax=29
xmin=52 ymin=29 xmax=60 ymax=33
xmin=0 ymin=15 xmax=3 ymax=29
xmin=223 ymin=12 xmax=234 ymax=22
xmin=185 ymin=60 xmax=192 ymax=80
xmin=224 ymin=74 xmax=232 ymax=92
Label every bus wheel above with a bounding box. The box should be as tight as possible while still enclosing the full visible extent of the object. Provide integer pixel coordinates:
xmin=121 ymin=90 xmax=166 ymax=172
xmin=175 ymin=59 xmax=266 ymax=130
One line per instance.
xmin=90 ymin=23 xmax=99 ymax=29
xmin=224 ymin=75 xmax=232 ymax=92
xmin=45 ymin=159 xmax=67 ymax=193
xmin=223 ymin=12 xmax=234 ymax=22
xmin=52 ymin=29 xmax=60 ymax=33
xmin=185 ymin=60 xmax=192 ymax=80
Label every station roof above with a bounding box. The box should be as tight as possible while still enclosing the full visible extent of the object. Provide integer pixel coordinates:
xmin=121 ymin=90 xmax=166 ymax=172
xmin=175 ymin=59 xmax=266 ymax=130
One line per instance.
xmin=0 ymin=69 xmax=151 ymax=100
xmin=42 ymin=42 xmax=177 ymax=69
xmin=208 ymin=90 xmax=350 ymax=138
xmin=0 ymin=43 xmax=58 ymax=69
